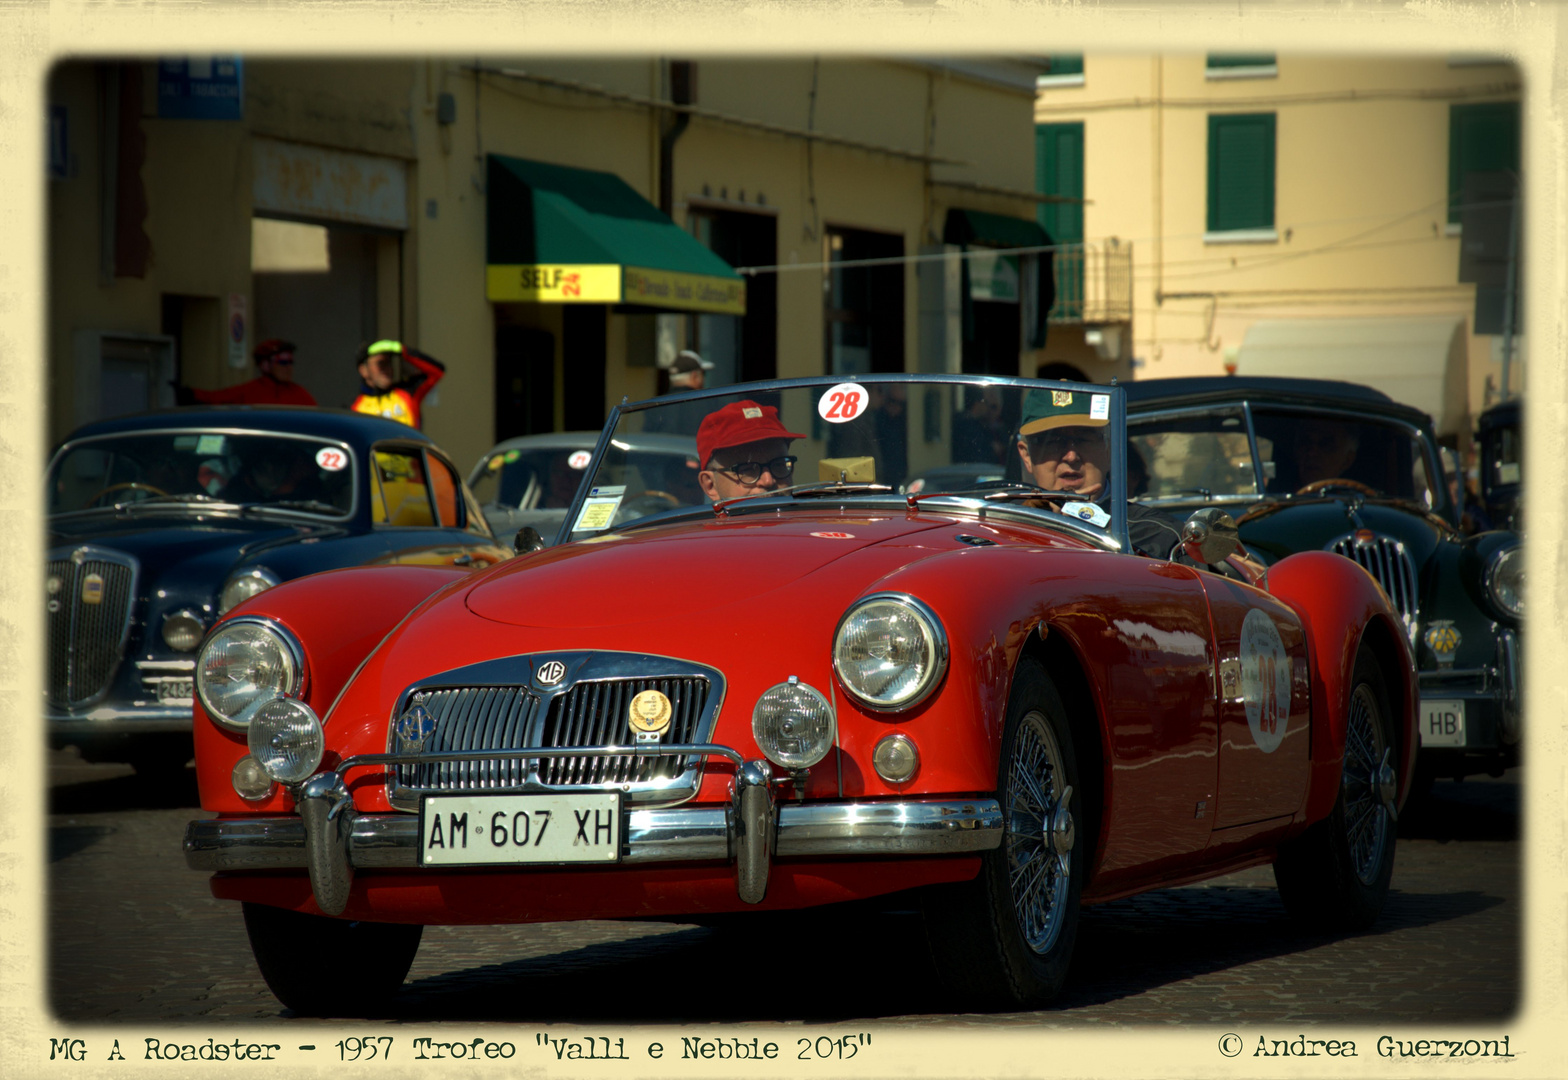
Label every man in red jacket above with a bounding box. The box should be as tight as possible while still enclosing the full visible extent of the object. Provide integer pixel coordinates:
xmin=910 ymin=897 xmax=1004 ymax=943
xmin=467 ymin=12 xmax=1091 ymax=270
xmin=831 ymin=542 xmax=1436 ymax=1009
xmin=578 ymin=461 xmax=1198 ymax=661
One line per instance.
xmin=349 ymin=339 xmax=446 ymax=429
xmin=179 ymin=339 xmax=319 ymax=406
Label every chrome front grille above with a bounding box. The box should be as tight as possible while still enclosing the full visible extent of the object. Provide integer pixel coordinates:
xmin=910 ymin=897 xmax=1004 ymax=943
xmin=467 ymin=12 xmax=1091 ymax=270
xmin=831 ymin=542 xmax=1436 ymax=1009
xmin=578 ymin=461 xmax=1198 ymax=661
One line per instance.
xmin=1330 ymin=533 xmax=1419 ymax=643
xmin=387 ymin=653 xmax=722 ymax=811
xmin=46 ymin=549 xmax=138 ymax=709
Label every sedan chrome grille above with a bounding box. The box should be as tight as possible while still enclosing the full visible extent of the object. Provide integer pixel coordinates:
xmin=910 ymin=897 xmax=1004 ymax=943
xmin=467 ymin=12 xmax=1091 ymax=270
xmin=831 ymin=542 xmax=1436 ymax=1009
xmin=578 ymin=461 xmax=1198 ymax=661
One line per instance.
xmin=46 ymin=549 xmax=138 ymax=709
xmin=386 ymin=652 xmax=723 ymax=811
xmin=1329 ymin=533 xmax=1419 ymax=643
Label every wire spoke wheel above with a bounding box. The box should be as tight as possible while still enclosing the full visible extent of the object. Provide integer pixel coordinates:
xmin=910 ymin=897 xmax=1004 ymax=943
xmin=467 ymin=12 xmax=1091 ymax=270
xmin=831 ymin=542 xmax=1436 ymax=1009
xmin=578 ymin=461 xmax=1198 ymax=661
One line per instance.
xmin=1341 ymin=683 xmax=1390 ymax=886
xmin=1006 ymin=709 xmax=1072 ymax=955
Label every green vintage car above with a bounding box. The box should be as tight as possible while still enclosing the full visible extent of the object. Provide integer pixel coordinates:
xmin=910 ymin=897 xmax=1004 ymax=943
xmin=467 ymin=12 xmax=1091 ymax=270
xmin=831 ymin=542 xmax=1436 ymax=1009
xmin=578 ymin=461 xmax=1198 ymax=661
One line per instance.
xmin=1124 ymin=376 xmax=1521 ymax=783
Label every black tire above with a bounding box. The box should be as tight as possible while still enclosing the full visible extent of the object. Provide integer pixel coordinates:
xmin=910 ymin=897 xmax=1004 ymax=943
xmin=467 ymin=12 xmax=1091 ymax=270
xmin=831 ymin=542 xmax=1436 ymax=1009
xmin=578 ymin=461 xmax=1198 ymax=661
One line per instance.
xmin=1273 ymin=647 xmax=1398 ymax=931
xmin=242 ymin=902 xmax=423 ymax=1016
xmin=922 ymin=656 xmax=1084 ymax=1010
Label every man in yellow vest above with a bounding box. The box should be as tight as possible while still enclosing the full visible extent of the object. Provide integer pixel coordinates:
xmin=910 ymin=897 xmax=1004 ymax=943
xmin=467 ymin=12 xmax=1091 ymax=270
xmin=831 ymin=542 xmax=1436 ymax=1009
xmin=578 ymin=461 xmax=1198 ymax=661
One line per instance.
xmin=349 ymin=339 xmax=446 ymax=429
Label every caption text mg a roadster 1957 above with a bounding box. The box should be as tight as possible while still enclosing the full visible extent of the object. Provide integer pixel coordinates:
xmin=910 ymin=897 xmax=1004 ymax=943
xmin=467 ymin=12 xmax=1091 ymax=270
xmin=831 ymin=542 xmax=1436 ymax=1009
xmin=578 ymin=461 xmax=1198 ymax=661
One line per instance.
xmin=184 ymin=374 xmax=1416 ymax=1015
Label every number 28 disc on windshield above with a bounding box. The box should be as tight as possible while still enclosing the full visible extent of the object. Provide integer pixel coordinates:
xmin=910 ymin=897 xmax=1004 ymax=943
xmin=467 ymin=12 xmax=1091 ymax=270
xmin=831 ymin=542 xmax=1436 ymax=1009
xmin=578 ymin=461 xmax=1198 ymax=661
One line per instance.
xmin=818 ymin=383 xmax=870 ymax=424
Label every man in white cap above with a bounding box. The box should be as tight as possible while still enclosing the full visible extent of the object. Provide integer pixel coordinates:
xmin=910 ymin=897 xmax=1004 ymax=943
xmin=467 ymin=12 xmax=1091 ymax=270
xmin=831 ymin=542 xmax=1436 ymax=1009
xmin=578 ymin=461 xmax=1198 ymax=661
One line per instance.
xmin=666 ymin=349 xmax=713 ymax=393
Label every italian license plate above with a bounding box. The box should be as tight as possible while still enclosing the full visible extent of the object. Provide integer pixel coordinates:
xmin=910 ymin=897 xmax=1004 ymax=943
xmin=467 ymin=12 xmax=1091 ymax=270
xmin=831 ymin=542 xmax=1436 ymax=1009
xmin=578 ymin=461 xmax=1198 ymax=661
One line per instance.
xmin=1419 ymin=699 xmax=1466 ymax=747
xmin=419 ymin=793 xmax=621 ymax=866
xmin=157 ymin=679 xmax=193 ymax=702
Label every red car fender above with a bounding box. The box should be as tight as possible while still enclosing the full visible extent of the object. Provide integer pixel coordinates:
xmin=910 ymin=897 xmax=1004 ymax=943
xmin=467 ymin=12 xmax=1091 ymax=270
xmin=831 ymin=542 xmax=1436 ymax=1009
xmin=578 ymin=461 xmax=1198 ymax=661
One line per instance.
xmin=1265 ymin=551 xmax=1419 ymax=824
xmin=193 ymin=564 xmax=470 ymax=812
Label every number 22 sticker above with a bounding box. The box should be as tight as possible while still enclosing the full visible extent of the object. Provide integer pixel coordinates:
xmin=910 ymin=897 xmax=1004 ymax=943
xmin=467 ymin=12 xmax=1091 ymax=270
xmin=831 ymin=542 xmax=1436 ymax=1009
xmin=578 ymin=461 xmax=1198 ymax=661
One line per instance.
xmin=315 ymin=447 xmax=348 ymax=472
xmin=818 ymin=383 xmax=868 ymax=423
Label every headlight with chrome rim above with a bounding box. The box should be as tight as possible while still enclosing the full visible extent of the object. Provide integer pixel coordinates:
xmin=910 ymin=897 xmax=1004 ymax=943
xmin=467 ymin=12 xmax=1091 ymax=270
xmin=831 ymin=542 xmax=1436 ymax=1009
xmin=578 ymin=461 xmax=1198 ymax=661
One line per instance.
xmin=219 ymin=566 xmax=280 ymax=615
xmin=833 ymin=593 xmax=948 ymax=711
xmin=196 ymin=617 xmax=305 ymax=729
xmin=1485 ymin=544 xmax=1523 ymax=619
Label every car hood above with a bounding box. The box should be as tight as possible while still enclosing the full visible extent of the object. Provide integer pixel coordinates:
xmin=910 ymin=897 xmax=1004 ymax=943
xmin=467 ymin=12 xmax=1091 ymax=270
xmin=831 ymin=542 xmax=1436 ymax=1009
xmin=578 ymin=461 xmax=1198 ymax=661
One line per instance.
xmin=50 ymin=514 xmax=339 ymax=571
xmin=1238 ymin=497 xmax=1451 ymax=564
xmin=465 ymin=514 xmax=956 ymax=629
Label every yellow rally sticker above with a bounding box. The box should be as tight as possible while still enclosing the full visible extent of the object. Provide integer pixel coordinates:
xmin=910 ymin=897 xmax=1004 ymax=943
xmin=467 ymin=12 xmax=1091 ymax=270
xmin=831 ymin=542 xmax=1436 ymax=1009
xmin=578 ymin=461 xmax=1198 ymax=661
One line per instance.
xmin=575 ymin=501 xmax=618 ymax=530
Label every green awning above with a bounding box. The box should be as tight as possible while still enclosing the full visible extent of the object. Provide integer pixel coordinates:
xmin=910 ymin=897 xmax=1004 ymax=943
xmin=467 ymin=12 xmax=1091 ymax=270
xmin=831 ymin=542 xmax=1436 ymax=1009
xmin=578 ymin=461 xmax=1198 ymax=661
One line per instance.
xmin=485 ymin=154 xmax=745 ymax=315
xmin=944 ymin=208 xmax=1051 ymax=251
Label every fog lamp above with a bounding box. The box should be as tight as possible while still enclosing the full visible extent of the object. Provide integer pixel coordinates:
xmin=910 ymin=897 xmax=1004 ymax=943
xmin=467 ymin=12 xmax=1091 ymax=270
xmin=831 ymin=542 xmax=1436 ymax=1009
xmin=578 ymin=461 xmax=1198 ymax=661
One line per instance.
xmin=872 ymin=733 xmax=919 ymax=783
xmin=161 ymin=609 xmax=205 ymax=652
xmin=246 ymin=697 xmax=324 ymax=784
xmin=231 ymin=755 xmax=276 ymax=801
xmin=752 ymin=678 xmax=836 ymax=770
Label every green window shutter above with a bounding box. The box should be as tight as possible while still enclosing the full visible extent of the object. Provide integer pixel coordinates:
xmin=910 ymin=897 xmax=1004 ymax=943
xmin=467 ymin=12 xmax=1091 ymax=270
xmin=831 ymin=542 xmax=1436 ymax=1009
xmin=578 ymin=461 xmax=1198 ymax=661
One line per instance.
xmin=1043 ymin=54 xmax=1083 ymax=78
xmin=1206 ymin=53 xmax=1276 ymax=71
xmin=1035 ymin=122 xmax=1084 ymax=243
xmin=1449 ymin=101 xmax=1520 ymax=224
xmin=1207 ymin=113 xmax=1276 ymax=232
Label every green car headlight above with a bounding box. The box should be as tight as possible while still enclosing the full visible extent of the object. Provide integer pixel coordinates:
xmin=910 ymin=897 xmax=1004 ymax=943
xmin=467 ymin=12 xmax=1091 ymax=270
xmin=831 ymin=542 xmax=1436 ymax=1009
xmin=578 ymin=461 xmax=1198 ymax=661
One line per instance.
xmin=1485 ymin=544 xmax=1523 ymax=619
xmin=833 ymin=593 xmax=948 ymax=711
xmin=219 ymin=567 xmax=280 ymax=615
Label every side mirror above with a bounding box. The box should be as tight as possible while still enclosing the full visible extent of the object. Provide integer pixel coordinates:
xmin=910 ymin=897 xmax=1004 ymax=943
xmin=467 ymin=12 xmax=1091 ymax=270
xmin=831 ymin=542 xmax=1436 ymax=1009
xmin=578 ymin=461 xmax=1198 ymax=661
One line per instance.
xmin=513 ymin=526 xmax=546 ymax=555
xmin=1181 ymin=507 xmax=1240 ymax=565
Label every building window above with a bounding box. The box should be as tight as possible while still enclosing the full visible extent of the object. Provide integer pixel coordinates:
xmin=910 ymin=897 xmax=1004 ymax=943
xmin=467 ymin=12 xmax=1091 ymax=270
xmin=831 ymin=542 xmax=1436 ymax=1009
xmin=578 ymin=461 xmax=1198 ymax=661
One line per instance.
xmin=1206 ymin=53 xmax=1278 ymax=79
xmin=1449 ymin=101 xmax=1520 ymax=225
xmin=1036 ymin=122 xmax=1084 ymax=319
xmin=1036 ymin=55 xmax=1084 ymax=89
xmin=1206 ymin=113 xmax=1277 ymax=240
xmin=823 ymin=227 xmax=904 ymax=376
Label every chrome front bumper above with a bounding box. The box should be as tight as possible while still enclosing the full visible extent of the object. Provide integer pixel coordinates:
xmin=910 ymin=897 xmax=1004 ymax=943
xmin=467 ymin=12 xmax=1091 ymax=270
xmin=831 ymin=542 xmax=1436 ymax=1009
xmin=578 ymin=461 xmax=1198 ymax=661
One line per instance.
xmin=185 ymin=746 xmax=1002 ymax=916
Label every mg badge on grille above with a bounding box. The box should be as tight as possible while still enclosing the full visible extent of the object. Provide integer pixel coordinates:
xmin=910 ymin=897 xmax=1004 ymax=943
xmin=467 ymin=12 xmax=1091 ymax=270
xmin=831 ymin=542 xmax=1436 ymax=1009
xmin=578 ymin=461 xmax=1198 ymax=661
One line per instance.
xmin=629 ymin=689 xmax=673 ymax=744
xmin=396 ymin=703 xmax=437 ymax=752
xmin=1423 ymin=620 xmax=1461 ymax=668
xmin=81 ymin=573 xmax=105 ymax=605
xmin=536 ymin=659 xmax=568 ymax=687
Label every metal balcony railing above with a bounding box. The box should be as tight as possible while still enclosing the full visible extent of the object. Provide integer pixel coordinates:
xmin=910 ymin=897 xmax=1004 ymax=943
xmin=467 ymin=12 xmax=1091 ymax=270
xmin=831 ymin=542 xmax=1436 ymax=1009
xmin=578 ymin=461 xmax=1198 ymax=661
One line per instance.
xmin=1048 ymin=238 xmax=1133 ymax=325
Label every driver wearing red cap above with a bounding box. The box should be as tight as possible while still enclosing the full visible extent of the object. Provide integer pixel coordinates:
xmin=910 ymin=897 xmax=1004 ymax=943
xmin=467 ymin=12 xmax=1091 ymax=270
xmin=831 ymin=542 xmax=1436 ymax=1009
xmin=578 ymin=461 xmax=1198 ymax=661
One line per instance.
xmin=696 ymin=400 xmax=807 ymax=502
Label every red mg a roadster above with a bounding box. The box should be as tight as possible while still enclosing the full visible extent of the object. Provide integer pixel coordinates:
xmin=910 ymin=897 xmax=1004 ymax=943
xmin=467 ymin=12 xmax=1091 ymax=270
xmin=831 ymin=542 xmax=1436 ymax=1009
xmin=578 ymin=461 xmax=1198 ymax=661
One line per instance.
xmin=184 ymin=375 xmax=1416 ymax=1015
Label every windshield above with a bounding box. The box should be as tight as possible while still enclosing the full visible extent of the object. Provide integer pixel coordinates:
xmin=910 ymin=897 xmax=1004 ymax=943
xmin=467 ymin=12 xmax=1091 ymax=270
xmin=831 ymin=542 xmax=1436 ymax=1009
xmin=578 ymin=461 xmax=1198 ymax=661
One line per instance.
xmin=1128 ymin=405 xmax=1444 ymax=511
xmin=562 ymin=377 xmax=1128 ymax=546
xmin=472 ymin=438 xmax=702 ymax=513
xmin=49 ymin=430 xmax=356 ymax=517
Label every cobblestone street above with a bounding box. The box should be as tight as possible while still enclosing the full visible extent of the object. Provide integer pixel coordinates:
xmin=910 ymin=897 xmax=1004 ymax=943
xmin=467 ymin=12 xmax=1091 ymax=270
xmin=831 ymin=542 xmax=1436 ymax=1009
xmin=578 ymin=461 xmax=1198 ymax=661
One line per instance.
xmin=47 ymin=752 xmax=1519 ymax=1028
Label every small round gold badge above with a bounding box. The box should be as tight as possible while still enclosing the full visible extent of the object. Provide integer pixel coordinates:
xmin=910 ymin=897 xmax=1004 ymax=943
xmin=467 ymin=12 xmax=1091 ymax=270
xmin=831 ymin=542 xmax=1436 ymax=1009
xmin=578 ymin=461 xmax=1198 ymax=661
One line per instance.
xmin=628 ymin=690 xmax=673 ymax=734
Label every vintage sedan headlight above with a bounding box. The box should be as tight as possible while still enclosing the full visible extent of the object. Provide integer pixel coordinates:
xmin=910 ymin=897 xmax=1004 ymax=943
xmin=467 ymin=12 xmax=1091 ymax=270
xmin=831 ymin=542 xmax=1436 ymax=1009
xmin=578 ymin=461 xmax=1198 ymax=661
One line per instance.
xmin=752 ymin=678 xmax=836 ymax=770
xmin=833 ymin=593 xmax=948 ymax=711
xmin=196 ymin=618 xmax=303 ymax=728
xmin=246 ymin=697 xmax=324 ymax=783
xmin=1485 ymin=545 xmax=1523 ymax=618
xmin=219 ymin=567 xmax=280 ymax=615
xmin=160 ymin=608 xmax=205 ymax=652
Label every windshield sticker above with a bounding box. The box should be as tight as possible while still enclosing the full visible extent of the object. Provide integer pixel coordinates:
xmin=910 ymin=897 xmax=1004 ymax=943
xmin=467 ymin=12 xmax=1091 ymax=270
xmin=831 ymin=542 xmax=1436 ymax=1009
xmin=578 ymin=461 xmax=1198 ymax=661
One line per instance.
xmin=173 ymin=435 xmax=198 ymax=451
xmin=818 ymin=383 xmax=869 ymax=424
xmin=315 ymin=447 xmax=348 ymax=472
xmin=568 ymin=450 xmax=592 ymax=470
xmin=574 ymin=485 xmax=625 ymax=532
xmin=1240 ymin=609 xmax=1290 ymax=753
xmin=196 ymin=435 xmax=226 ymax=455
xmin=504 ymin=449 xmax=521 ymax=463
xmin=1061 ymin=501 xmax=1111 ymax=528
xmin=487 ymin=455 xmax=504 ymax=472
xmin=1090 ymin=394 xmax=1110 ymax=421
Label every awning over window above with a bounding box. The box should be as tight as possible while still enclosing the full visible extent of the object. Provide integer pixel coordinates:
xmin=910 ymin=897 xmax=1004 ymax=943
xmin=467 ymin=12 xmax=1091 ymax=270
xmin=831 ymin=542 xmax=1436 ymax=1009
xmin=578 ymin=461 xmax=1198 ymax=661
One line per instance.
xmin=942 ymin=208 xmax=1056 ymax=348
xmin=1237 ymin=316 xmax=1468 ymax=436
xmin=485 ymin=154 xmax=745 ymax=316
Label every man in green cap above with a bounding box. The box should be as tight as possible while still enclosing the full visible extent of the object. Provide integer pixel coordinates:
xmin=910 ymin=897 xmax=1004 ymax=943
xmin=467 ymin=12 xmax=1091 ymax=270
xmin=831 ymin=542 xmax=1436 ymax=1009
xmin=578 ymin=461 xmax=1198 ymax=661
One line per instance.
xmin=1016 ymin=387 xmax=1181 ymax=559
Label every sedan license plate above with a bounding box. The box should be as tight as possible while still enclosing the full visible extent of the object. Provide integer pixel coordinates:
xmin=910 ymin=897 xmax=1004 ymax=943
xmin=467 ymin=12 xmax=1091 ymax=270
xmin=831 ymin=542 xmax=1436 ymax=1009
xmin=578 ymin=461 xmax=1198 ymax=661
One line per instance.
xmin=157 ymin=679 xmax=193 ymax=702
xmin=419 ymin=793 xmax=620 ymax=866
xmin=1419 ymin=699 xmax=1466 ymax=747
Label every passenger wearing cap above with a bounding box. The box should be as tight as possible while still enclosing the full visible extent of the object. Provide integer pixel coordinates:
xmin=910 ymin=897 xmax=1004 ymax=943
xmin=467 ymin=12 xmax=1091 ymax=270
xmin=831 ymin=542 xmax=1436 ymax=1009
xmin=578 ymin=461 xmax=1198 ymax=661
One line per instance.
xmin=696 ymin=400 xmax=806 ymax=502
xmin=1016 ymin=388 xmax=1181 ymax=559
xmin=350 ymin=339 xmax=446 ymax=429
xmin=667 ymin=349 xmax=713 ymax=392
xmin=176 ymin=338 xmax=319 ymax=407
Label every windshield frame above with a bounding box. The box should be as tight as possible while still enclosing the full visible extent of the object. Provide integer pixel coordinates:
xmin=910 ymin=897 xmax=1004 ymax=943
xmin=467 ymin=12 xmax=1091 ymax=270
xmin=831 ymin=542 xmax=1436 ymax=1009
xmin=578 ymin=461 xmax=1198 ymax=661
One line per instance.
xmin=558 ymin=373 xmax=1131 ymax=552
xmin=46 ymin=427 xmax=361 ymax=522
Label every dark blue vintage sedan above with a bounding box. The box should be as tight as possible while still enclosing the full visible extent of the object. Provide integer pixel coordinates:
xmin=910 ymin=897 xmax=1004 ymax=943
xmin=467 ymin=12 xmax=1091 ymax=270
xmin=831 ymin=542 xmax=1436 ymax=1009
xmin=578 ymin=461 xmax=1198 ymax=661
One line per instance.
xmin=46 ymin=407 xmax=510 ymax=774
xmin=1123 ymin=376 xmax=1521 ymax=785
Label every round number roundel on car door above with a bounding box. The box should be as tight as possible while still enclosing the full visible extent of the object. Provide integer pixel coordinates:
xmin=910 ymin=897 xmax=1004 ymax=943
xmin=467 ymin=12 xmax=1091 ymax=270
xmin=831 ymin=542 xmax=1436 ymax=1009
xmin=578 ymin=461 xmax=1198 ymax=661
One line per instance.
xmin=1240 ymin=609 xmax=1290 ymax=754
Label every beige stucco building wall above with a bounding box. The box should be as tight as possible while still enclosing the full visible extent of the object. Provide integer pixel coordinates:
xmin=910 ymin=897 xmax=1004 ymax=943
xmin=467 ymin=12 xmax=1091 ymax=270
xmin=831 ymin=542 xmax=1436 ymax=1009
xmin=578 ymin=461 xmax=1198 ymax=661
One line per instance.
xmin=49 ymin=56 xmax=1042 ymax=476
xmin=1035 ymin=53 xmax=1522 ymax=443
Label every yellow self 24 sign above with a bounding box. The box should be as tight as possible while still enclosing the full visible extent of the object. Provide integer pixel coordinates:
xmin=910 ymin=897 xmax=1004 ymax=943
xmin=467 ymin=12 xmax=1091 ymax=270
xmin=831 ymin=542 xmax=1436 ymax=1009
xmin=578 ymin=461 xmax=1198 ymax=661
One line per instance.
xmin=486 ymin=264 xmax=620 ymax=303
